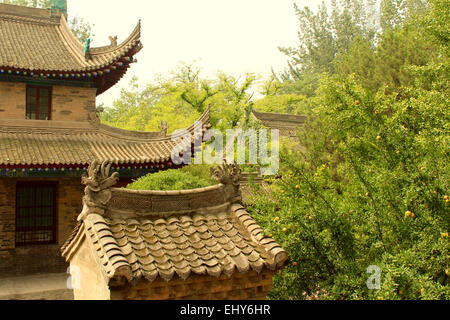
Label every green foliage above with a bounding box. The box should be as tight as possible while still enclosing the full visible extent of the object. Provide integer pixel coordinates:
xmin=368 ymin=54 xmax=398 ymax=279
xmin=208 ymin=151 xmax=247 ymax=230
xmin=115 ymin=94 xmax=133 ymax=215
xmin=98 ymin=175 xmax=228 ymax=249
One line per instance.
xmin=244 ymin=2 xmax=450 ymax=301
xmin=279 ymin=0 xmax=378 ymax=80
xmin=101 ymin=64 xmax=256 ymax=133
xmin=252 ymin=76 xmax=308 ymax=114
xmin=335 ymin=23 xmax=439 ymax=92
xmin=248 ymin=69 xmax=449 ymax=299
xmin=127 ymin=168 xmax=216 ymax=191
xmin=101 ymin=75 xmax=201 ymax=134
xmin=69 ymin=16 xmax=94 ymax=43
xmin=179 ymin=163 xmax=217 ymax=186
xmin=423 ymin=0 xmax=450 ymax=56
xmin=380 ymin=0 xmax=429 ymax=30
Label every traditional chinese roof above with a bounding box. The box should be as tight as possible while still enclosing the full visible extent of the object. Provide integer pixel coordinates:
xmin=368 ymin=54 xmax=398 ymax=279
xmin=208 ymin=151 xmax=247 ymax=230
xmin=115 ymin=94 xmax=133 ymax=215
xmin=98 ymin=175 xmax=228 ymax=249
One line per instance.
xmin=239 ymin=171 xmax=271 ymax=204
xmin=61 ymin=162 xmax=288 ymax=285
xmin=0 ymin=3 xmax=142 ymax=95
xmin=251 ymin=110 xmax=306 ymax=138
xmin=0 ymin=107 xmax=210 ymax=169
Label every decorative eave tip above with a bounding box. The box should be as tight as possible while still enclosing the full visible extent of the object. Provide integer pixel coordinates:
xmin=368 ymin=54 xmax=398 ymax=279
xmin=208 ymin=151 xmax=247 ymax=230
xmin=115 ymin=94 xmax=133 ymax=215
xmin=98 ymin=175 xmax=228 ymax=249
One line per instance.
xmin=211 ymin=162 xmax=242 ymax=204
xmin=78 ymin=160 xmax=119 ymax=221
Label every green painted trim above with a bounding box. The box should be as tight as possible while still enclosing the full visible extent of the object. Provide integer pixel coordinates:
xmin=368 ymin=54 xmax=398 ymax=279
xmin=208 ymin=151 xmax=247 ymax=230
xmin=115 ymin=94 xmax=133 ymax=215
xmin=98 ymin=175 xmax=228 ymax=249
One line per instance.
xmin=0 ymin=75 xmax=94 ymax=88
xmin=0 ymin=167 xmax=159 ymax=178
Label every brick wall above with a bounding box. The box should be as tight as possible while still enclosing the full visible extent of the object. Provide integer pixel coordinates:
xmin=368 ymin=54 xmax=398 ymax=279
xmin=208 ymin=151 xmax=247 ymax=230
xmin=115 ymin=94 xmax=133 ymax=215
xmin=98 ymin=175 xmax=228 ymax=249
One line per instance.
xmin=0 ymin=178 xmax=15 ymax=250
xmin=0 ymin=82 xmax=97 ymax=121
xmin=0 ymin=82 xmax=26 ymax=119
xmin=52 ymin=86 xmax=97 ymax=122
xmin=0 ymin=177 xmax=84 ymax=278
xmin=110 ymin=270 xmax=275 ymax=300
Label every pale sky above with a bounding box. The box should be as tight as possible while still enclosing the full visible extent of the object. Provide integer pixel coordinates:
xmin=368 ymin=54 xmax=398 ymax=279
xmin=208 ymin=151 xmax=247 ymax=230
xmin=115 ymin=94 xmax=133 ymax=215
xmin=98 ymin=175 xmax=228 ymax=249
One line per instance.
xmin=68 ymin=0 xmax=327 ymax=107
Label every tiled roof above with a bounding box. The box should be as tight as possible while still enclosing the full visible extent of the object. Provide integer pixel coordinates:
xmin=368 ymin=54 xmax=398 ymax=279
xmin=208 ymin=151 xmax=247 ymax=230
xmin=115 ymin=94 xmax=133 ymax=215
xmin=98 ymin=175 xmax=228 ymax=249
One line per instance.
xmin=0 ymin=3 xmax=142 ymax=95
xmin=251 ymin=110 xmax=306 ymax=137
xmin=0 ymin=3 xmax=141 ymax=72
xmin=240 ymin=171 xmax=271 ymax=204
xmin=0 ymin=107 xmax=210 ymax=167
xmin=61 ymin=163 xmax=288 ymax=284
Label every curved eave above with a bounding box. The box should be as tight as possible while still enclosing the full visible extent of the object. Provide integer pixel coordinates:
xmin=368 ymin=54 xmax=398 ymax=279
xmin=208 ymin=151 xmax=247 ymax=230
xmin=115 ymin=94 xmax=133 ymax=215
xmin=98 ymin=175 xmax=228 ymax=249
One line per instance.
xmin=0 ymin=107 xmax=211 ymax=169
xmin=0 ymin=10 xmax=143 ymax=95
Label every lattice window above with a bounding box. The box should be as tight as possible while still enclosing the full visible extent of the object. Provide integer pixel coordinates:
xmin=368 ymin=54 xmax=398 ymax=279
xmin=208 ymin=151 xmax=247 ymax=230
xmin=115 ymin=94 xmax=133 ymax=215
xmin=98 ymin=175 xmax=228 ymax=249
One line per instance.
xmin=26 ymin=85 xmax=52 ymax=120
xmin=15 ymin=182 xmax=57 ymax=246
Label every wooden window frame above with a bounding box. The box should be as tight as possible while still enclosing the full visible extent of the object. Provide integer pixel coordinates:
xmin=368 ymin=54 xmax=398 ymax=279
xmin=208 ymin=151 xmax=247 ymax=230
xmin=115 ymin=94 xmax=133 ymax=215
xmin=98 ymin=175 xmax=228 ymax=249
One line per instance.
xmin=15 ymin=182 xmax=58 ymax=247
xmin=26 ymin=85 xmax=52 ymax=120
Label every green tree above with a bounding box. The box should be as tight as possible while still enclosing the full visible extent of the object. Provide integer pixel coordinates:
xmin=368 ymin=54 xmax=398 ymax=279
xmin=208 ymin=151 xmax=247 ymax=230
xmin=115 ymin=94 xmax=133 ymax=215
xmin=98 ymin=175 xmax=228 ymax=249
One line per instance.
xmin=101 ymin=63 xmax=256 ymax=133
xmin=248 ymin=0 xmax=450 ymax=300
xmin=380 ymin=0 xmax=429 ymax=31
xmin=334 ymin=36 xmax=377 ymax=90
xmin=279 ymin=0 xmax=377 ymax=79
xmin=334 ymin=21 xmax=438 ymax=92
xmin=252 ymin=75 xmax=308 ymax=114
xmin=373 ymin=23 xmax=438 ymax=91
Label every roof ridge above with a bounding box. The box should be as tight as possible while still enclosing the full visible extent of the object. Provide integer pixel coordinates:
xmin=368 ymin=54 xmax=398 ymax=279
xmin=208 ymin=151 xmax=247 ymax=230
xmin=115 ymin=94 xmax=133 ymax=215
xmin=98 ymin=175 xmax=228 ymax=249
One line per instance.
xmin=0 ymin=12 xmax=59 ymax=25
xmin=231 ymin=204 xmax=289 ymax=269
xmin=252 ymin=109 xmax=306 ymax=119
xmin=0 ymin=3 xmax=59 ymax=21
xmin=56 ymin=14 xmax=86 ymax=68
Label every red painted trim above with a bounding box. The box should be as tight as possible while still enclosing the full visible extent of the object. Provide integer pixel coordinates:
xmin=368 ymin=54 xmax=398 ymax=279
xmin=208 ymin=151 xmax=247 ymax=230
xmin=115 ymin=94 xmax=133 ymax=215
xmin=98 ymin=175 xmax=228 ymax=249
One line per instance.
xmin=0 ymin=161 xmax=179 ymax=170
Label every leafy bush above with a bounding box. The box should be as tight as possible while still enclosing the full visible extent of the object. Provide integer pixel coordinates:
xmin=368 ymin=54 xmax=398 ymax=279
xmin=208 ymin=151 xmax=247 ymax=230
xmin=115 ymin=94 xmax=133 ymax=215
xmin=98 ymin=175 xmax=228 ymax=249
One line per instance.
xmin=248 ymin=74 xmax=449 ymax=300
xmin=127 ymin=168 xmax=216 ymax=191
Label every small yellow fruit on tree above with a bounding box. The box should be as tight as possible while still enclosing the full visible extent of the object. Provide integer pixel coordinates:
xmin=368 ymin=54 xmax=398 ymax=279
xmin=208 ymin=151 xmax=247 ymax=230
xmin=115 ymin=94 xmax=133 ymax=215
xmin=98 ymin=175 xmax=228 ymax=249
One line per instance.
xmin=377 ymin=135 xmax=382 ymax=141
xmin=405 ymin=211 xmax=411 ymax=218
xmin=355 ymin=100 xmax=361 ymax=105
xmin=445 ymin=269 xmax=449 ymax=275
xmin=282 ymin=228 xmax=287 ymax=233
xmin=420 ymin=288 xmax=425 ymax=294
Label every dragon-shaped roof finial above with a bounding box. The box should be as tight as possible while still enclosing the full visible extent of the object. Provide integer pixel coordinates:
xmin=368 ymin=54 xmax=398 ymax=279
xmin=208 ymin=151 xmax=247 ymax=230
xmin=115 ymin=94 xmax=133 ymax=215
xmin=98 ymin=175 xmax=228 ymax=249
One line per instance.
xmin=211 ymin=161 xmax=242 ymax=204
xmin=78 ymin=160 xmax=119 ymax=221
